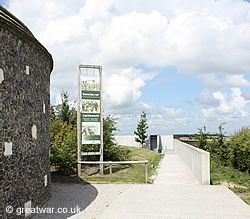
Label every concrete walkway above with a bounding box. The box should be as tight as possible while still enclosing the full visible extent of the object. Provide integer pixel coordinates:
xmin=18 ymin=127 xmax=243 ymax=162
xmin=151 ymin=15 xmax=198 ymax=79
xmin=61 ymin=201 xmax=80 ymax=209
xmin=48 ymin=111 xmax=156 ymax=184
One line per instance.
xmin=95 ymin=152 xmax=250 ymax=219
xmin=154 ymin=153 xmax=200 ymax=185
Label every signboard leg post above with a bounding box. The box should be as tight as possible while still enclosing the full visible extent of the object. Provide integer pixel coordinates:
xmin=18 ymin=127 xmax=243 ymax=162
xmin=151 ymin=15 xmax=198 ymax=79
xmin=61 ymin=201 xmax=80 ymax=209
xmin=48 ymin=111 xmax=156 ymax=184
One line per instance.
xmin=100 ymin=66 xmax=104 ymax=174
xmin=77 ymin=65 xmax=81 ymax=182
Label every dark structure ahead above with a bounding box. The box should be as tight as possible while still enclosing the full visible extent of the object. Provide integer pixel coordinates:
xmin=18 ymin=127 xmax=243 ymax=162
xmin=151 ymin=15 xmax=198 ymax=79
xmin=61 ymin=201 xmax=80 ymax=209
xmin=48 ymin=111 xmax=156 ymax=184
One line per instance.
xmin=0 ymin=6 xmax=53 ymax=218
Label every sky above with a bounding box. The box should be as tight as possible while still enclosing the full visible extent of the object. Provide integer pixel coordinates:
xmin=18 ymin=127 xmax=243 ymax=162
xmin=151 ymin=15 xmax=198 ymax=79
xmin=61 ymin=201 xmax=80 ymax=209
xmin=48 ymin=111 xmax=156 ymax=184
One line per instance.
xmin=1 ymin=0 xmax=250 ymax=135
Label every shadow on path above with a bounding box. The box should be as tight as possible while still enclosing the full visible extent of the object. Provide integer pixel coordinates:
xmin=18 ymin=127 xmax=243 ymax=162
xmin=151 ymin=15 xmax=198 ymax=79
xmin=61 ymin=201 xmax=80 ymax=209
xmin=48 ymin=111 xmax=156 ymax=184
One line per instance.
xmin=33 ymin=174 xmax=98 ymax=219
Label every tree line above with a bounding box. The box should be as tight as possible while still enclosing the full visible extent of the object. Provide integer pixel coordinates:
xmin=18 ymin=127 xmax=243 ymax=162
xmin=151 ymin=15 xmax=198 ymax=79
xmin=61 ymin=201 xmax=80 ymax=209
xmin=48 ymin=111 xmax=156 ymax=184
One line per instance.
xmin=195 ymin=124 xmax=249 ymax=173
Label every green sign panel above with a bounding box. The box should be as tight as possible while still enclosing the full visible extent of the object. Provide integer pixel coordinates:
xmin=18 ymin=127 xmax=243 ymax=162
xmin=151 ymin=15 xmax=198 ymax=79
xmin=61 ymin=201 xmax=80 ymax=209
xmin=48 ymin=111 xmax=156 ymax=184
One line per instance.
xmin=81 ymin=79 xmax=101 ymax=144
xmin=82 ymin=135 xmax=101 ymax=141
xmin=82 ymin=113 xmax=100 ymax=122
xmin=82 ymin=91 xmax=100 ymax=100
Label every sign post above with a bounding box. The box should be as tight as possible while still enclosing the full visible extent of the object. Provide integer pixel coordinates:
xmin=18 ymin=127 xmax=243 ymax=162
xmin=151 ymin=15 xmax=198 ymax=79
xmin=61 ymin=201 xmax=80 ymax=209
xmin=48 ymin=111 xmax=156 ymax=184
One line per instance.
xmin=77 ymin=65 xmax=104 ymax=178
xmin=77 ymin=65 xmax=81 ymax=181
xmin=100 ymin=66 xmax=104 ymax=174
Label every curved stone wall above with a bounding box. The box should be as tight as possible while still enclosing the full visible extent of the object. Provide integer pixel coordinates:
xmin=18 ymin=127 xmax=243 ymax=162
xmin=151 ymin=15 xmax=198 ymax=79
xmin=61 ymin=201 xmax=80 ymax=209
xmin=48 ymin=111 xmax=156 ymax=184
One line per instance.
xmin=0 ymin=6 xmax=53 ymax=218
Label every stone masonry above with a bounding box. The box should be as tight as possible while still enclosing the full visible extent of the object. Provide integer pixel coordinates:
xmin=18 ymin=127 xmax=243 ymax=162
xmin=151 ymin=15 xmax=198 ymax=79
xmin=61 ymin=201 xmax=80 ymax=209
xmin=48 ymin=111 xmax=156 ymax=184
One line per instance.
xmin=0 ymin=6 xmax=53 ymax=218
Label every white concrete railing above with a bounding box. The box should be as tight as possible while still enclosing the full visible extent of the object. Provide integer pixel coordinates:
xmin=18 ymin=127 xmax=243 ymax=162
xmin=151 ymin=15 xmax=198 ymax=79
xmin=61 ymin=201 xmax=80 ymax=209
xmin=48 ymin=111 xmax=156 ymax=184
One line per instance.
xmin=174 ymin=139 xmax=210 ymax=185
xmin=114 ymin=135 xmax=174 ymax=151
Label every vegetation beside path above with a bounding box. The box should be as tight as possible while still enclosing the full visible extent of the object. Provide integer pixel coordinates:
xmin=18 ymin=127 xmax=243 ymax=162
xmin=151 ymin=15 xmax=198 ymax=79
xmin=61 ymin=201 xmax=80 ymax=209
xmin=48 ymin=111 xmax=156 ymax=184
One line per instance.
xmin=211 ymin=160 xmax=250 ymax=205
xmin=80 ymin=146 xmax=163 ymax=184
xmin=192 ymin=124 xmax=249 ymax=205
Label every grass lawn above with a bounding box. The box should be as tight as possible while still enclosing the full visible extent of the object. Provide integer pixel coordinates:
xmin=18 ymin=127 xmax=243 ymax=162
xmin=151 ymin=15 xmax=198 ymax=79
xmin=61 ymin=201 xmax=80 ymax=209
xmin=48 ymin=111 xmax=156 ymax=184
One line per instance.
xmin=80 ymin=146 xmax=164 ymax=184
xmin=211 ymin=159 xmax=250 ymax=205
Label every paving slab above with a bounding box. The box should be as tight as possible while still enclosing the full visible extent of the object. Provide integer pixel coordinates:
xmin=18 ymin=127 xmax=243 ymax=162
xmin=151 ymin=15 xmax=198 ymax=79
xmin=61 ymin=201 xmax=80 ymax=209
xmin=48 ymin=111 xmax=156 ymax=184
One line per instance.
xmin=38 ymin=153 xmax=249 ymax=219
xmin=154 ymin=153 xmax=200 ymax=185
xmin=69 ymin=184 xmax=133 ymax=219
xmin=97 ymin=184 xmax=250 ymax=219
xmin=96 ymin=153 xmax=250 ymax=219
xmin=33 ymin=183 xmax=133 ymax=219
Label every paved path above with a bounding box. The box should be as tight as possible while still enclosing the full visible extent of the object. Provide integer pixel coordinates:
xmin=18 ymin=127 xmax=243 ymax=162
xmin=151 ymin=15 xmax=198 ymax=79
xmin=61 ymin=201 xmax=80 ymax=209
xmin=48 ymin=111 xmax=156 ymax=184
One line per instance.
xmin=97 ymin=185 xmax=250 ymax=219
xmin=38 ymin=152 xmax=250 ymax=219
xmin=69 ymin=184 xmax=133 ymax=219
xmin=154 ymin=153 xmax=200 ymax=185
xmin=95 ymin=152 xmax=250 ymax=219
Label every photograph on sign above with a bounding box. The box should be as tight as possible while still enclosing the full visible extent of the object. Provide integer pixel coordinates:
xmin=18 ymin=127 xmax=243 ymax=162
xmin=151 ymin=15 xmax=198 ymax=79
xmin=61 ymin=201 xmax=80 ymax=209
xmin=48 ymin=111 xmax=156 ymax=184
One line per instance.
xmin=82 ymin=122 xmax=100 ymax=135
xmin=82 ymin=122 xmax=100 ymax=144
xmin=82 ymin=99 xmax=100 ymax=113
xmin=82 ymin=79 xmax=100 ymax=91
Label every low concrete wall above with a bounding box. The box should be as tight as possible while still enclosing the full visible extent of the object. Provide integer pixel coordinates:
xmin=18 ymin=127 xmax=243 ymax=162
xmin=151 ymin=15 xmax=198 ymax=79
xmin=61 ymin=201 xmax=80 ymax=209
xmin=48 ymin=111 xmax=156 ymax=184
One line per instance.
xmin=174 ymin=139 xmax=210 ymax=185
xmin=114 ymin=135 xmax=141 ymax=147
xmin=114 ymin=135 xmax=174 ymax=152
xmin=161 ymin=135 xmax=174 ymax=151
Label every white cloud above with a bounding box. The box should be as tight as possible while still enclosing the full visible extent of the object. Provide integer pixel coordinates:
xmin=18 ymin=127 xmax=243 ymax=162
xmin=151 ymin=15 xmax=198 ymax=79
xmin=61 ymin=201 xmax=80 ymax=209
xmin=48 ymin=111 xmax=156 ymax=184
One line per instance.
xmin=199 ymin=74 xmax=250 ymax=89
xmin=8 ymin=0 xmax=250 ymax=73
xmin=6 ymin=0 xmax=250 ymax=134
xmin=162 ymin=106 xmax=184 ymax=118
xmin=242 ymin=91 xmax=250 ymax=100
xmin=225 ymin=75 xmax=250 ymax=87
xmin=201 ymin=88 xmax=250 ymax=119
xmin=104 ymin=73 xmax=144 ymax=107
xmin=104 ymin=68 xmax=156 ymax=109
xmin=196 ymin=89 xmax=220 ymax=107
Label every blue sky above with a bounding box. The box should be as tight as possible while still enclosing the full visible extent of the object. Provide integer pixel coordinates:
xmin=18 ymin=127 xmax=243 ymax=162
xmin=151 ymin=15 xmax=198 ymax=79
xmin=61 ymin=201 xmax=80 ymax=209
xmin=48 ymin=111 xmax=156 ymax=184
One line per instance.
xmin=2 ymin=0 xmax=250 ymax=135
xmin=139 ymin=66 xmax=204 ymax=109
xmin=0 ymin=0 xmax=7 ymax=6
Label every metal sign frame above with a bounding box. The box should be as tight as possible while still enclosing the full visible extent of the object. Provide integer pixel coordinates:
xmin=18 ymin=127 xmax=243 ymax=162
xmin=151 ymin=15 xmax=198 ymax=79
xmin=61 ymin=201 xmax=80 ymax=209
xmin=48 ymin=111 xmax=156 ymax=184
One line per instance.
xmin=77 ymin=65 xmax=104 ymax=179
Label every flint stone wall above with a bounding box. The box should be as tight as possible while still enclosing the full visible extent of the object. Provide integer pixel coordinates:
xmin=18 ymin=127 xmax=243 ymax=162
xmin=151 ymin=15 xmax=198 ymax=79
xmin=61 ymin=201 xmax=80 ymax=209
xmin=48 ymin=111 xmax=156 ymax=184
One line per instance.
xmin=0 ymin=6 xmax=53 ymax=218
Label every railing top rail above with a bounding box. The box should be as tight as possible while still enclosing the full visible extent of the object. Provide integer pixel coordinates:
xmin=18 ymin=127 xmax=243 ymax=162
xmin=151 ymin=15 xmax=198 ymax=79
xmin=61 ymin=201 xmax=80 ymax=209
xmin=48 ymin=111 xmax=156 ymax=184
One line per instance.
xmin=77 ymin=160 xmax=148 ymax=165
xmin=174 ymin=139 xmax=210 ymax=154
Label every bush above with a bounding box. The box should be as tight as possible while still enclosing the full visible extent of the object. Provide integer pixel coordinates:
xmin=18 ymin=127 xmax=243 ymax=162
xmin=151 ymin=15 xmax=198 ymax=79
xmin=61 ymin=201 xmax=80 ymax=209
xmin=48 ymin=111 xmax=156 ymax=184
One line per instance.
xmin=103 ymin=115 xmax=130 ymax=161
xmin=50 ymin=121 xmax=77 ymax=174
xmin=50 ymin=91 xmax=130 ymax=174
xmin=196 ymin=124 xmax=231 ymax=166
xmin=231 ymin=127 xmax=250 ymax=173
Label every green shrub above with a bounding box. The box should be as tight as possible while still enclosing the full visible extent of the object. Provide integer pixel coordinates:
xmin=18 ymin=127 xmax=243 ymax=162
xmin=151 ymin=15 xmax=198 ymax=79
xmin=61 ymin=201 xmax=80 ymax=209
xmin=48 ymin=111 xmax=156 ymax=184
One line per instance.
xmin=103 ymin=115 xmax=130 ymax=161
xmin=104 ymin=145 xmax=130 ymax=161
xmin=231 ymin=127 xmax=250 ymax=173
xmin=198 ymin=123 xmax=231 ymax=166
xmin=50 ymin=121 xmax=77 ymax=174
xmin=50 ymin=91 xmax=130 ymax=174
xmin=195 ymin=126 xmax=208 ymax=150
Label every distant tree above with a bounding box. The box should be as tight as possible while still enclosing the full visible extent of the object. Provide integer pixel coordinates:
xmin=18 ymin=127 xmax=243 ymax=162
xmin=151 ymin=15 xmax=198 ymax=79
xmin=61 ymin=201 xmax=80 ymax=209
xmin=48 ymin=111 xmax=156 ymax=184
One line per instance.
xmin=134 ymin=111 xmax=148 ymax=148
xmin=213 ymin=123 xmax=231 ymax=166
xmin=217 ymin=123 xmax=226 ymax=149
xmin=217 ymin=123 xmax=230 ymax=165
xmin=103 ymin=116 xmax=130 ymax=161
xmin=103 ymin=115 xmax=118 ymax=148
xmin=195 ymin=126 xmax=208 ymax=150
xmin=52 ymin=91 xmax=77 ymax=126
